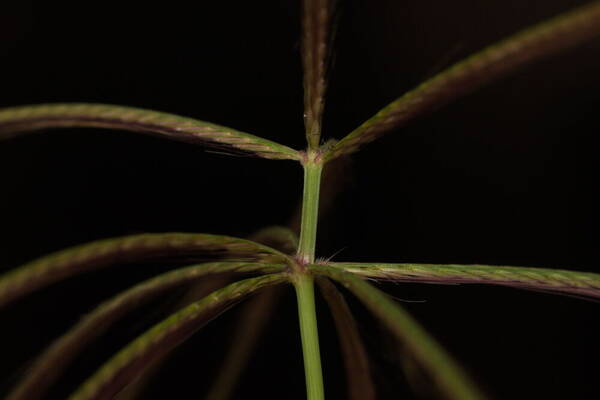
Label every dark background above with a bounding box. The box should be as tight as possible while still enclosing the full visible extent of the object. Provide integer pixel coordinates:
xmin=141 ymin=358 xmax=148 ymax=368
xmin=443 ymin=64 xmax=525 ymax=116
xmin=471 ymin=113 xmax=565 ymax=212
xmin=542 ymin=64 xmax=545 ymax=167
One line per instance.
xmin=1 ymin=0 xmax=599 ymax=398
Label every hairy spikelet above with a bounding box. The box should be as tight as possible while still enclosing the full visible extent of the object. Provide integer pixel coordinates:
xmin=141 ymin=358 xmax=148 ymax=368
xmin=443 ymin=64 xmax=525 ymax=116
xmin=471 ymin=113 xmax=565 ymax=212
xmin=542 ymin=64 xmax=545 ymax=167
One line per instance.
xmin=302 ymin=0 xmax=336 ymax=149
xmin=325 ymin=1 xmax=600 ymax=161
xmin=68 ymin=274 xmax=288 ymax=400
xmin=334 ymin=262 xmax=600 ymax=300
xmin=0 ymin=103 xmax=300 ymax=160
xmin=0 ymin=233 xmax=290 ymax=307
xmin=6 ymin=262 xmax=284 ymax=400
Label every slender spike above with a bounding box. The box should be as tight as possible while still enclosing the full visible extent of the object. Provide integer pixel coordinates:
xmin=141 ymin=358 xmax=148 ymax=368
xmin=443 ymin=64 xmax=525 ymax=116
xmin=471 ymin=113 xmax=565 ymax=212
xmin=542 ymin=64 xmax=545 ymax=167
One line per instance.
xmin=6 ymin=262 xmax=283 ymax=400
xmin=205 ymin=287 xmax=282 ymax=400
xmin=302 ymin=0 xmax=336 ymax=149
xmin=199 ymin=226 xmax=297 ymax=399
xmin=0 ymin=232 xmax=291 ymax=308
xmin=114 ymin=275 xmax=231 ymax=400
xmin=67 ymin=273 xmax=288 ymax=400
xmin=325 ymin=1 xmax=600 ymax=161
xmin=331 ymin=262 xmax=600 ymax=300
xmin=115 ymin=225 xmax=298 ymax=399
xmin=316 ymin=278 xmax=376 ymax=400
xmin=0 ymin=104 xmax=300 ymax=160
xmin=310 ymin=265 xmax=487 ymax=400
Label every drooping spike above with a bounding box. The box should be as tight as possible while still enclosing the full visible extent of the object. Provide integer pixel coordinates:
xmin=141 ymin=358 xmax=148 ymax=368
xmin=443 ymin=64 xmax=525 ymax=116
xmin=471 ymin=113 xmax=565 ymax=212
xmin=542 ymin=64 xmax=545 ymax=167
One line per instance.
xmin=0 ymin=232 xmax=290 ymax=308
xmin=0 ymin=103 xmax=300 ymax=160
xmin=6 ymin=262 xmax=284 ymax=400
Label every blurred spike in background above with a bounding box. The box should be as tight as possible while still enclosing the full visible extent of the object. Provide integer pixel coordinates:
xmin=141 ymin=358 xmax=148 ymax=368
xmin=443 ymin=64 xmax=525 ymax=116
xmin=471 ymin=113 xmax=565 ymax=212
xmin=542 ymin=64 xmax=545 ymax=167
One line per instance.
xmin=1 ymin=1 xmax=600 ymax=399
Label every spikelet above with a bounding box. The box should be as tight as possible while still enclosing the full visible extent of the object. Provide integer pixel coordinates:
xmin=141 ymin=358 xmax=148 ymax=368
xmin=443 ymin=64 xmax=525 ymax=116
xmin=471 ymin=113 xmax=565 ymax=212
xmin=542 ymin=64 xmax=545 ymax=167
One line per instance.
xmin=0 ymin=103 xmax=300 ymax=160
xmin=325 ymin=2 xmax=600 ymax=161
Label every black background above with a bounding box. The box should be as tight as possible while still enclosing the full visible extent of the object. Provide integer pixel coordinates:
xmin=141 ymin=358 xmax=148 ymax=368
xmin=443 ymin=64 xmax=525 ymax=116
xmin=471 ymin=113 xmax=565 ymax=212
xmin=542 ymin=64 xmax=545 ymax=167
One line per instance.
xmin=1 ymin=0 xmax=599 ymax=399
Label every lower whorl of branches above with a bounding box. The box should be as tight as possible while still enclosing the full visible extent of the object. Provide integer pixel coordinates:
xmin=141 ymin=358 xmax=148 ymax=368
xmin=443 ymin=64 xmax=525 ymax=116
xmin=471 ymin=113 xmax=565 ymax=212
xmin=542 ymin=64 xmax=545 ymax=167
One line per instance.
xmin=68 ymin=273 xmax=288 ymax=400
xmin=7 ymin=262 xmax=283 ymax=400
xmin=0 ymin=232 xmax=289 ymax=308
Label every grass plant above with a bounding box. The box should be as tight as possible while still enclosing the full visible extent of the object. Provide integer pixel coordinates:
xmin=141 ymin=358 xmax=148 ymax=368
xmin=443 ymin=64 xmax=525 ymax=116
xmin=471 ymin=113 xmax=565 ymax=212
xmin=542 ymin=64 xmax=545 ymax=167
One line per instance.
xmin=1 ymin=1 xmax=600 ymax=399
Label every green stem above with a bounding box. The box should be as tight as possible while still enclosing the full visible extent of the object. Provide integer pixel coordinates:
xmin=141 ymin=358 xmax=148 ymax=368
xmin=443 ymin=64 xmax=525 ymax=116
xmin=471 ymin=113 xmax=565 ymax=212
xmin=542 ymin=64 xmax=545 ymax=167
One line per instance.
xmin=294 ymin=153 xmax=325 ymax=399
xmin=294 ymin=273 xmax=325 ymax=400
xmin=297 ymin=158 xmax=323 ymax=264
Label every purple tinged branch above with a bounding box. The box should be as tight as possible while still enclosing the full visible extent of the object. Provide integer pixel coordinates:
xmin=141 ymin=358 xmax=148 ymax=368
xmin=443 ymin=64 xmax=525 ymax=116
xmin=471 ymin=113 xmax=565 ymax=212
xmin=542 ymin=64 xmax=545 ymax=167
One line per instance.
xmin=0 ymin=104 xmax=300 ymax=160
xmin=325 ymin=1 xmax=600 ymax=161
xmin=333 ymin=262 xmax=600 ymax=300
xmin=0 ymin=233 xmax=290 ymax=308
xmin=302 ymin=0 xmax=336 ymax=149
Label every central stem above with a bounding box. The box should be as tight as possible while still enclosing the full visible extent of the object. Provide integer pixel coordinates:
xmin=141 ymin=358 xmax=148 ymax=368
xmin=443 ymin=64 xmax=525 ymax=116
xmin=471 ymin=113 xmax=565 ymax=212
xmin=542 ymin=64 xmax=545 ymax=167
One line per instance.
xmin=293 ymin=152 xmax=325 ymax=400
xmin=297 ymin=159 xmax=322 ymax=264
xmin=294 ymin=273 xmax=324 ymax=400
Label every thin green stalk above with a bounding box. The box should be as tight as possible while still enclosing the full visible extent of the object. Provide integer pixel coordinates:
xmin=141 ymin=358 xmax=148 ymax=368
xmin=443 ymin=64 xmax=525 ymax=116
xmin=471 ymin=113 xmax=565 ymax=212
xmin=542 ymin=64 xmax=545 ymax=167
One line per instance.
xmin=295 ymin=153 xmax=326 ymax=398
xmin=293 ymin=273 xmax=325 ymax=400
xmin=297 ymin=158 xmax=323 ymax=264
